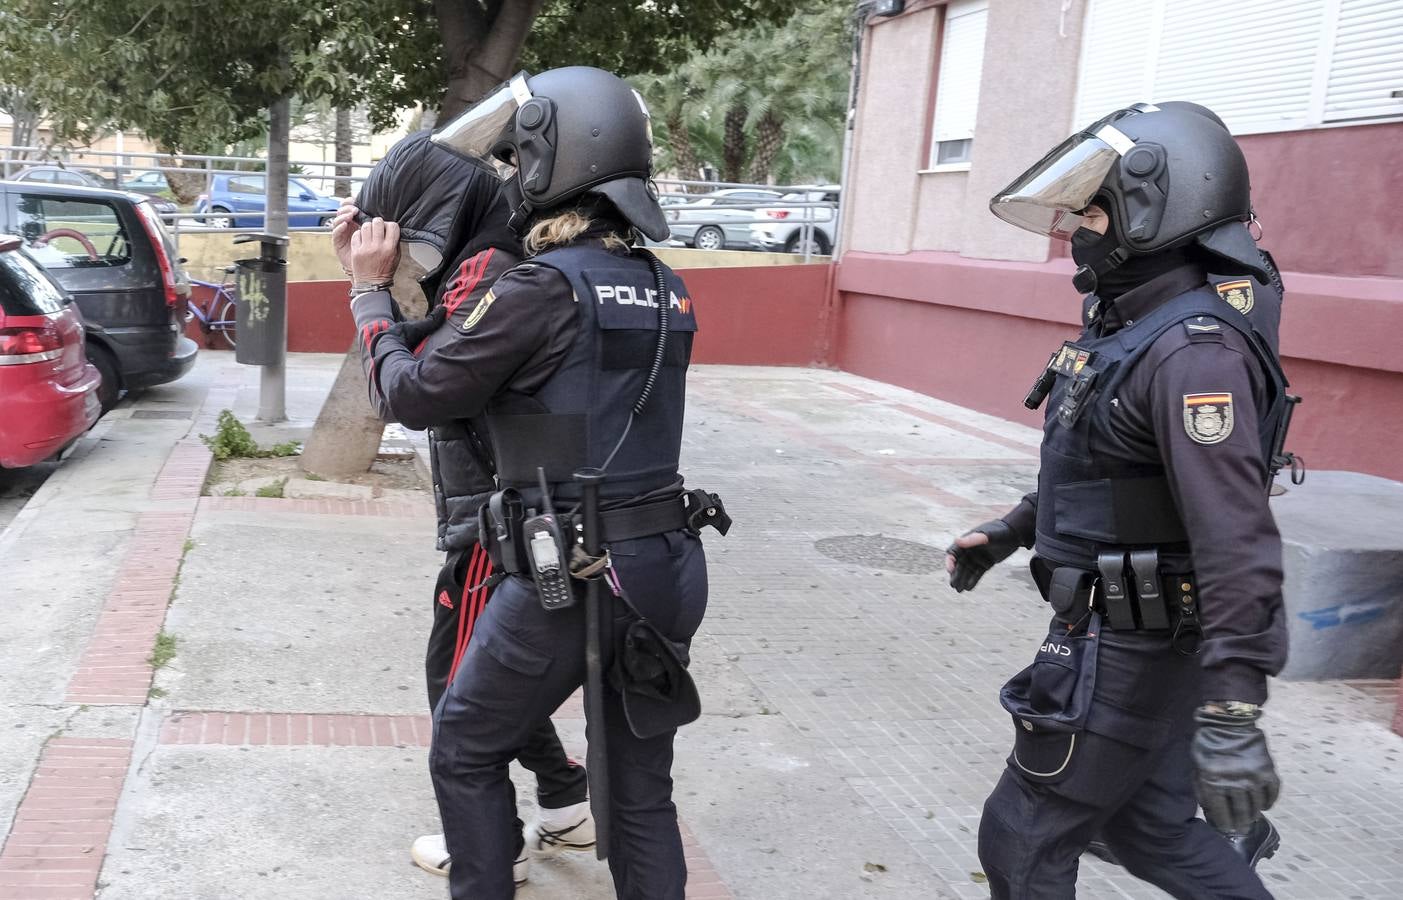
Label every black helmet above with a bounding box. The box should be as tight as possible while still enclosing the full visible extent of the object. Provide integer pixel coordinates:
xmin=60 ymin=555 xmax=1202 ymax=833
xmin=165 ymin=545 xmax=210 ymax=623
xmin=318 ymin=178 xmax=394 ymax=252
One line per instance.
xmin=990 ymin=102 xmax=1270 ymax=287
xmin=430 ymin=66 xmax=668 ymax=242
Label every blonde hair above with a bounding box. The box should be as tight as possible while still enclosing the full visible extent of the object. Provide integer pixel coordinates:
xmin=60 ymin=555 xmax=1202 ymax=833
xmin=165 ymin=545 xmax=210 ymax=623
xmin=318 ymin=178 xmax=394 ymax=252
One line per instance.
xmin=523 ymin=208 xmax=632 ymax=257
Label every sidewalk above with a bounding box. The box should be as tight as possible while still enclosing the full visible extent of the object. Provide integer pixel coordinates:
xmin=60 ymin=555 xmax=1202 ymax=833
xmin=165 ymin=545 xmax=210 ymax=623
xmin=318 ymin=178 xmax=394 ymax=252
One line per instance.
xmin=0 ymin=352 xmax=1399 ymax=899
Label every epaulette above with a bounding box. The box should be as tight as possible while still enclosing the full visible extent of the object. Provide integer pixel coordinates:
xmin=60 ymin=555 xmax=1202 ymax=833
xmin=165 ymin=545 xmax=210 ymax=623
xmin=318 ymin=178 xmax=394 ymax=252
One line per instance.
xmin=1183 ymin=315 xmax=1224 ymax=342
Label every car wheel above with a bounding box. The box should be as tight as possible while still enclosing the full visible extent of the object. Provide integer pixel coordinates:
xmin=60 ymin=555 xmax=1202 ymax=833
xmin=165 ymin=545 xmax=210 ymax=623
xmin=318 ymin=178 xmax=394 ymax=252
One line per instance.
xmin=784 ymin=230 xmax=832 ymax=256
xmin=693 ymin=226 xmax=725 ymax=251
xmin=86 ymin=344 xmax=121 ymax=415
xmin=319 ymin=216 xmax=334 ymax=228
xmin=205 ymin=207 xmax=233 ymax=230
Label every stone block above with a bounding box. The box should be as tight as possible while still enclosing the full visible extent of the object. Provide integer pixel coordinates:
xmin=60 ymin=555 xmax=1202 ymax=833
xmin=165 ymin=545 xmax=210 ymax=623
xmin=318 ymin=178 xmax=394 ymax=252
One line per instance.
xmin=1273 ymin=471 xmax=1403 ymax=680
xmin=282 ymin=478 xmax=373 ymax=502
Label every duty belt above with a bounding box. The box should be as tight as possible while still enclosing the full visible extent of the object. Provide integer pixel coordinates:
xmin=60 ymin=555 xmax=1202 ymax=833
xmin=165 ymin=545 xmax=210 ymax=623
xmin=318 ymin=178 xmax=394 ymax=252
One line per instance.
xmin=1043 ymin=549 xmax=1201 ymax=654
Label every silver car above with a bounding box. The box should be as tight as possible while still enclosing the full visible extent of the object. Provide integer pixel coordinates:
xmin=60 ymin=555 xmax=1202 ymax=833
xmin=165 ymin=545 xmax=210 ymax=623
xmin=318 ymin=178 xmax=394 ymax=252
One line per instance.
xmin=666 ymin=188 xmax=782 ymax=250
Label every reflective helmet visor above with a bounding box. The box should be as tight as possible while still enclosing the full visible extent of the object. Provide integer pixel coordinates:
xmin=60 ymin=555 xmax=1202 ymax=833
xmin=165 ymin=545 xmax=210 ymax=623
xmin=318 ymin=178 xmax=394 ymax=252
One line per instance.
xmin=989 ymin=110 xmax=1142 ymax=239
xmin=430 ymin=73 xmax=532 ymax=176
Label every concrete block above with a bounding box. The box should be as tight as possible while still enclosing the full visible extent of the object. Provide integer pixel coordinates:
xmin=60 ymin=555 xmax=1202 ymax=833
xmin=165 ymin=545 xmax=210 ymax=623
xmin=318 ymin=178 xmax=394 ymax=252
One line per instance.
xmin=282 ymin=477 xmax=373 ymax=501
xmin=1273 ymin=471 xmax=1403 ymax=680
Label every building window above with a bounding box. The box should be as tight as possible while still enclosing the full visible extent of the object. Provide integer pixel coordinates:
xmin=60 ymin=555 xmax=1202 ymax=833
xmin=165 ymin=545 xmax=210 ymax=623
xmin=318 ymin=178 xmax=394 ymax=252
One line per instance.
xmin=1075 ymin=0 xmax=1403 ymax=134
xmin=926 ymin=0 xmax=989 ymax=170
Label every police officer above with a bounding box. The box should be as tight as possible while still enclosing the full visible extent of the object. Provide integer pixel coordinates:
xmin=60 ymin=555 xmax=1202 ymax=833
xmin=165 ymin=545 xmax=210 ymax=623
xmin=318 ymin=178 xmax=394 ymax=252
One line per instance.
xmin=948 ymin=102 xmax=1291 ymax=898
xmin=350 ymin=66 xmax=716 ymax=900
xmin=334 ymin=131 xmax=593 ymax=885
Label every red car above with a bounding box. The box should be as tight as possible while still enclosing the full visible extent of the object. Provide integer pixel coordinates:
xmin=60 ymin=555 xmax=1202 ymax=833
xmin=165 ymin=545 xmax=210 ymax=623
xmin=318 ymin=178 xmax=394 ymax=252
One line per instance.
xmin=0 ymin=236 xmax=101 ymax=468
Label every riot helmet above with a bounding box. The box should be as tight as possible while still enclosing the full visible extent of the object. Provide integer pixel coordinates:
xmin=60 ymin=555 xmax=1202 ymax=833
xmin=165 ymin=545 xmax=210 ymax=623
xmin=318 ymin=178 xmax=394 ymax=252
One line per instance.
xmin=431 ymin=67 xmax=668 ymax=242
xmin=990 ymin=102 xmax=1270 ymax=292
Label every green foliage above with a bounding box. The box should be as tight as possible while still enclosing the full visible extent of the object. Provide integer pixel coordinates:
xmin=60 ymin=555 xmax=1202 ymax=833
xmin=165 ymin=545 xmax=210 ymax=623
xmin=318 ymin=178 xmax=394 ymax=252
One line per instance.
xmin=201 ymin=410 xmax=259 ymax=460
xmin=254 ymin=478 xmax=287 ymax=499
xmin=200 ymin=410 xmax=302 ymax=460
xmin=149 ymin=632 xmax=177 ymax=669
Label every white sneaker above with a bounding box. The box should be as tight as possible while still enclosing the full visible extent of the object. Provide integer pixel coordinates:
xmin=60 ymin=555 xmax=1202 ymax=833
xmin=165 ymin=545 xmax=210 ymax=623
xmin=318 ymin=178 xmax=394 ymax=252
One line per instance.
xmin=523 ymin=800 xmax=597 ymax=856
xmin=410 ymin=834 xmax=529 ymax=884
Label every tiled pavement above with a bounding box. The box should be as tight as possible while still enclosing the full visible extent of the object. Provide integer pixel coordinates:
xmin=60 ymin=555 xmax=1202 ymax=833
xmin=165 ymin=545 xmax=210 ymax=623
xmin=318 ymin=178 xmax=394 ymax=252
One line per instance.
xmin=1 ymin=356 xmax=1400 ymax=899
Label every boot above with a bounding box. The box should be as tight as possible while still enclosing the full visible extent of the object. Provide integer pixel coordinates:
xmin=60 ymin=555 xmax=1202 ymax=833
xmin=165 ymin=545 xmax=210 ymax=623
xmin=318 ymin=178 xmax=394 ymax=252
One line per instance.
xmin=1227 ymin=815 xmax=1281 ymax=868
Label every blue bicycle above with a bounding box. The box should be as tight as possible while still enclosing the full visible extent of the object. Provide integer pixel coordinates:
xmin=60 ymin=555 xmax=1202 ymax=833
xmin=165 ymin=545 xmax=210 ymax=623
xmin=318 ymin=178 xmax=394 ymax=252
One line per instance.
xmin=186 ymin=266 xmax=239 ymax=349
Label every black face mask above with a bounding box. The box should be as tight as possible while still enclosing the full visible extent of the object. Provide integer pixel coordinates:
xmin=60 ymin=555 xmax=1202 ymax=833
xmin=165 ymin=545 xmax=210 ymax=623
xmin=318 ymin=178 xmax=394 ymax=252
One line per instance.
xmin=1070 ymin=226 xmax=1191 ymax=300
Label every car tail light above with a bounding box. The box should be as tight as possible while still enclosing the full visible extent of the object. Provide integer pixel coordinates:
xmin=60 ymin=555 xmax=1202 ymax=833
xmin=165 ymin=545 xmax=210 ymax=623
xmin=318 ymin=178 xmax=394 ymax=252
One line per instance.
xmin=135 ymin=202 xmax=179 ymax=307
xmin=0 ymin=323 xmax=63 ymax=365
xmin=765 ymin=210 xmax=790 ymax=219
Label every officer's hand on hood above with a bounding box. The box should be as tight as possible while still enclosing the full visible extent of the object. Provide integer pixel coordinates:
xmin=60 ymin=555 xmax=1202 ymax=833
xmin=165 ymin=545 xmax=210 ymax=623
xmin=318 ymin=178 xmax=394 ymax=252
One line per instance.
xmin=349 ymin=216 xmax=400 ymax=285
xmin=331 ymin=201 xmax=360 ymax=277
xmin=946 ymin=521 xmax=1021 ymax=592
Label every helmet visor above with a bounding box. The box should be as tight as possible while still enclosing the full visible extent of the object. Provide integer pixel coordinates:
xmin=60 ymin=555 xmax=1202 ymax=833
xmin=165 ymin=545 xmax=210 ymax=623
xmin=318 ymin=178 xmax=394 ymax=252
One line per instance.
xmin=430 ymin=73 xmax=532 ymax=176
xmin=989 ymin=116 xmax=1137 ymax=240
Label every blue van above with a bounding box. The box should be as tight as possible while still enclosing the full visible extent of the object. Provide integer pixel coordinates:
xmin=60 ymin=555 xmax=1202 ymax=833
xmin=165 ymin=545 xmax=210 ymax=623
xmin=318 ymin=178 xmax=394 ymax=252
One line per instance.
xmin=194 ymin=174 xmax=340 ymax=229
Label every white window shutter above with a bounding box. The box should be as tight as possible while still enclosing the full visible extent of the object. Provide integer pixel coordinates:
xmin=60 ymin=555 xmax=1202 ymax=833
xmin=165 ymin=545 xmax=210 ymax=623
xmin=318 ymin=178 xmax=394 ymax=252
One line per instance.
xmin=930 ymin=1 xmax=989 ymax=147
xmin=1073 ymin=0 xmax=1159 ymax=127
xmin=1324 ymin=0 xmax=1403 ymax=122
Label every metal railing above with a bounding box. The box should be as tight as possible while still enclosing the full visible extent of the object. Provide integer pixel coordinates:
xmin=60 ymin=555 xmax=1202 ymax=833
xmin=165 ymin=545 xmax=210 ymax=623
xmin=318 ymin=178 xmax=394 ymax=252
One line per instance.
xmin=0 ymin=147 xmax=841 ymax=260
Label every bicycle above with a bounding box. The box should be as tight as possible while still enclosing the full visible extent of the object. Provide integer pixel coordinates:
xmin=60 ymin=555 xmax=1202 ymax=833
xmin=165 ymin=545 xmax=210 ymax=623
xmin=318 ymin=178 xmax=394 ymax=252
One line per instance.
xmin=186 ymin=266 xmax=239 ymax=349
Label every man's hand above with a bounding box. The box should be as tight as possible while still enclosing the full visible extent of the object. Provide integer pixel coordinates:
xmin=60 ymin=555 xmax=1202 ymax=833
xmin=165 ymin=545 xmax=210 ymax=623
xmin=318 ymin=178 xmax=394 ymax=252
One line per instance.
xmin=945 ymin=520 xmax=1020 ymax=592
xmin=330 ymin=201 xmax=360 ymax=276
xmin=349 ymin=216 xmax=399 ymax=284
xmin=1192 ymin=704 xmax=1281 ymax=833
xmin=376 ymin=306 xmax=447 ymax=353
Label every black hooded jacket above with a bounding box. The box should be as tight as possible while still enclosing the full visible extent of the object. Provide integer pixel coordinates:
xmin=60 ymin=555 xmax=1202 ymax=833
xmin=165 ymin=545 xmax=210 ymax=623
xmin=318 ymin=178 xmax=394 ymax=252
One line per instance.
xmin=353 ymin=135 xmax=522 ymax=552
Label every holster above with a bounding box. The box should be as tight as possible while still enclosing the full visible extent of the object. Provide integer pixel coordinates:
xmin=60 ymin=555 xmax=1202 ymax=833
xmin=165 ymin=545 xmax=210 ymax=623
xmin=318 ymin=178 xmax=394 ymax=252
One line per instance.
xmin=480 ymin=488 xmax=529 ymax=573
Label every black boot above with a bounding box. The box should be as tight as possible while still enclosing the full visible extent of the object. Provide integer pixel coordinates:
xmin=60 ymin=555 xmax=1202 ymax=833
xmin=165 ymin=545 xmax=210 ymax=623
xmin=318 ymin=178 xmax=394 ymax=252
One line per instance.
xmin=1226 ymin=815 xmax=1281 ymax=869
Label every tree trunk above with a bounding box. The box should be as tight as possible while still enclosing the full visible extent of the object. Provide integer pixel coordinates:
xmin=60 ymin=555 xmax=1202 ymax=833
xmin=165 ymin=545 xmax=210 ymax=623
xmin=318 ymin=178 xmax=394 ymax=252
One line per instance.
xmin=299 ymin=345 xmax=386 ymax=478
xmin=436 ymin=0 xmax=545 ymax=121
xmin=722 ymin=105 xmax=748 ymax=184
xmin=746 ymin=110 xmax=784 ymax=185
xmin=665 ymin=110 xmax=704 ymax=193
xmin=334 ymin=107 xmax=353 ymax=198
xmin=158 ymin=148 xmax=210 ymax=205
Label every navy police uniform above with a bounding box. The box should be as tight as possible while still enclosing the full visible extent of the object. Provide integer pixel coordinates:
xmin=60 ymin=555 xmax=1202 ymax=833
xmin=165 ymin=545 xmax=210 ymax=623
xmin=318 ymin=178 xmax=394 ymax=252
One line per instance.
xmin=383 ymin=239 xmax=707 ymax=900
xmin=977 ymin=263 xmax=1288 ymax=899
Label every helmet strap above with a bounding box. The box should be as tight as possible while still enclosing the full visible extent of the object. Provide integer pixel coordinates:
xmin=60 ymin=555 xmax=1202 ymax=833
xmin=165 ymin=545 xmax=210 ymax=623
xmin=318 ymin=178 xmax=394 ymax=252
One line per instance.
xmin=1072 ymin=245 xmax=1130 ymax=295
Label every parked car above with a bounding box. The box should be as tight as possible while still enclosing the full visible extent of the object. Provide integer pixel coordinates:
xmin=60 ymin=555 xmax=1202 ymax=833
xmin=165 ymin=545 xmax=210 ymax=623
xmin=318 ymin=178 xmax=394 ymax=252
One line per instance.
xmin=0 ymin=180 xmax=197 ymax=411
xmin=748 ymin=187 xmax=841 ymax=255
xmin=667 ymin=188 xmax=782 ymax=250
xmin=194 ymin=174 xmax=341 ymax=229
xmin=10 ymin=165 xmax=110 ymax=190
xmin=0 ymin=236 xmax=101 ymax=468
xmin=114 ymin=171 xmax=181 ymax=219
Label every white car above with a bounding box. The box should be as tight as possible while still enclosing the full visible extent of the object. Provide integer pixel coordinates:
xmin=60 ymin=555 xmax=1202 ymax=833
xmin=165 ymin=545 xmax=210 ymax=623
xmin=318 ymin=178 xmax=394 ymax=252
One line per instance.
xmin=666 ymin=188 xmax=782 ymax=250
xmin=748 ymin=187 xmax=841 ymax=255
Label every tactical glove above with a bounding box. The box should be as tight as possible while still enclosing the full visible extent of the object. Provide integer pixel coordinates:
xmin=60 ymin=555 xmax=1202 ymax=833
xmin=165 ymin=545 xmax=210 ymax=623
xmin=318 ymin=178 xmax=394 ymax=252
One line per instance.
xmin=1192 ymin=704 xmax=1280 ymax=834
xmin=946 ymin=519 xmax=1021 ymax=592
xmin=378 ymin=305 xmax=446 ymax=353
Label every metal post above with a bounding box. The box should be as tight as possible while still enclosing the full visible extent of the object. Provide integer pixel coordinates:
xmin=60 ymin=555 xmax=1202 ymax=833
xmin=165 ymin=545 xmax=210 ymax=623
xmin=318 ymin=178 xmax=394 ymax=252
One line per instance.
xmin=258 ymin=96 xmax=291 ymax=423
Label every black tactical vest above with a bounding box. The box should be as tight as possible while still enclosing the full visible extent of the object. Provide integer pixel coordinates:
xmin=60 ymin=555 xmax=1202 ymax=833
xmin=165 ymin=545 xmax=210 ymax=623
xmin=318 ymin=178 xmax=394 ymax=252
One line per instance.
xmin=486 ymin=244 xmax=697 ymax=505
xmin=1036 ymin=285 xmax=1288 ymax=570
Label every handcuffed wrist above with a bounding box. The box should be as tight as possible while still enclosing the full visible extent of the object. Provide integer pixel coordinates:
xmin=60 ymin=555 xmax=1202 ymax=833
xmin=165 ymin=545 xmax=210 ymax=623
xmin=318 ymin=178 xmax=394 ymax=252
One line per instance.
xmin=349 ymin=280 xmax=393 ymax=298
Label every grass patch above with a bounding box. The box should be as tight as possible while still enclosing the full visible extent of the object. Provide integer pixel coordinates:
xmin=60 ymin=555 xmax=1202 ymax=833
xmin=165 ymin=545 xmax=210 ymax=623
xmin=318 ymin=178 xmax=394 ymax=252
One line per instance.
xmin=223 ymin=487 xmax=247 ymax=497
xmin=183 ymin=537 xmax=195 ymax=554
xmin=303 ymin=472 xmax=326 ymax=481
xmin=200 ymin=410 xmax=302 ymax=461
xmin=149 ymin=632 xmax=177 ymax=669
xmin=148 ymin=685 xmax=167 ymax=700
xmin=255 ymin=477 xmax=287 ymax=499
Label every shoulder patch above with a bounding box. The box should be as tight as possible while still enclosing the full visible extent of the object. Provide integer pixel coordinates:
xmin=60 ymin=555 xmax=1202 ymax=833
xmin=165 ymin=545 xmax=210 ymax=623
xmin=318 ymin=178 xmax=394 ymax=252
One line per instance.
xmin=1182 ymin=392 xmax=1234 ymax=445
xmin=462 ymin=289 xmax=496 ymax=331
xmin=1215 ymin=279 xmax=1254 ymax=314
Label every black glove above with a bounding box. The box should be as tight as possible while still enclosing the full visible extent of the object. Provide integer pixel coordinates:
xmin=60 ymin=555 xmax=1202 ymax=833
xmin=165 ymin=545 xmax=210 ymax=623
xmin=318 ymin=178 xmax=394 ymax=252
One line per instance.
xmin=1192 ymin=704 xmax=1280 ymax=834
xmin=946 ymin=519 xmax=1020 ymax=592
xmin=377 ymin=305 xmax=446 ymax=352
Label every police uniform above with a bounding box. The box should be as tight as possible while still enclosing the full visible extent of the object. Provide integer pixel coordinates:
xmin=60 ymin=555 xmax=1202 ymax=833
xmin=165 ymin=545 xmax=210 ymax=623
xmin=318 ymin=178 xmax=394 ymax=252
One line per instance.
xmin=976 ymin=261 xmax=1287 ymax=899
xmin=353 ymin=242 xmax=589 ymax=852
xmin=374 ymin=239 xmax=707 ymax=900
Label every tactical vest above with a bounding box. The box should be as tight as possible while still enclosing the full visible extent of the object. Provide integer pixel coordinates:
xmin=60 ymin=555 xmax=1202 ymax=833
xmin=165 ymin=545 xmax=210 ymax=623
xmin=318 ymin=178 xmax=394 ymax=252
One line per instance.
xmin=486 ymin=244 xmax=697 ymax=505
xmin=1036 ymin=285 xmax=1289 ymax=570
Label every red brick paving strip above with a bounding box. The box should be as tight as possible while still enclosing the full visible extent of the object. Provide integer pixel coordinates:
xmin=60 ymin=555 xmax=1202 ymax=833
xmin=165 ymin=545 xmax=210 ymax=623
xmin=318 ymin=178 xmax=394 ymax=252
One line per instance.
xmin=680 ymin=820 xmax=736 ymax=900
xmin=202 ymin=496 xmax=426 ymax=518
xmin=64 ymin=510 xmax=194 ymax=705
xmin=150 ymin=440 xmax=214 ymax=501
xmin=0 ymin=738 xmax=132 ymax=900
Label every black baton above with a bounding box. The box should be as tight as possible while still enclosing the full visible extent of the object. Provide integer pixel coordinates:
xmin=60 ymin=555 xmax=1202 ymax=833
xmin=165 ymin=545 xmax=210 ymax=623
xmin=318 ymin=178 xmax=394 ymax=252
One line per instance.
xmin=574 ymin=466 xmax=610 ymax=860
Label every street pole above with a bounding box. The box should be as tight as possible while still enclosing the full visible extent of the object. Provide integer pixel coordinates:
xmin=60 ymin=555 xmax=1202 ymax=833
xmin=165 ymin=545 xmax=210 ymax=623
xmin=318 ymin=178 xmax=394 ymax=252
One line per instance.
xmin=258 ymin=95 xmax=290 ymax=423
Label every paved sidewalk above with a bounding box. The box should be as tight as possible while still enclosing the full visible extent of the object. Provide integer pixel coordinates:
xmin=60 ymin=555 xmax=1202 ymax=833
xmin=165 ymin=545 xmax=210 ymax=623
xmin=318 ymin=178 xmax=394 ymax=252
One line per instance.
xmin=0 ymin=353 xmax=1399 ymax=899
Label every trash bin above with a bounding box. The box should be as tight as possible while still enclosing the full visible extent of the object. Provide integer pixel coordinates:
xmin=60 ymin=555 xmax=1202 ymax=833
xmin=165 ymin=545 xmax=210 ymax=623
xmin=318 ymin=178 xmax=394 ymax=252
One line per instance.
xmin=232 ymin=233 xmax=289 ymax=367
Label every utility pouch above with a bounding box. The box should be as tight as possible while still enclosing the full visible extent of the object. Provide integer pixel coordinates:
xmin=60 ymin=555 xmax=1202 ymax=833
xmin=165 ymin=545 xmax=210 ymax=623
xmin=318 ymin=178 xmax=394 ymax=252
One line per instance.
xmin=481 ymin=488 xmax=528 ymax=574
xmin=1096 ymin=551 xmax=1137 ymax=630
xmin=1000 ymin=613 xmax=1102 ymax=784
xmin=523 ymin=512 xmax=576 ymax=611
xmin=1044 ymin=567 xmax=1095 ymax=623
xmin=1128 ymin=549 xmax=1169 ymax=630
xmin=683 ymin=489 xmax=732 ymax=536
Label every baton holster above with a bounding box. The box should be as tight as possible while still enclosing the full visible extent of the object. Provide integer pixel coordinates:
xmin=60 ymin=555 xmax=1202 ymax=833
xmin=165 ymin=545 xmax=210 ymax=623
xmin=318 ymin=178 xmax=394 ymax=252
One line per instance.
xmin=480 ymin=488 xmax=529 ymax=574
